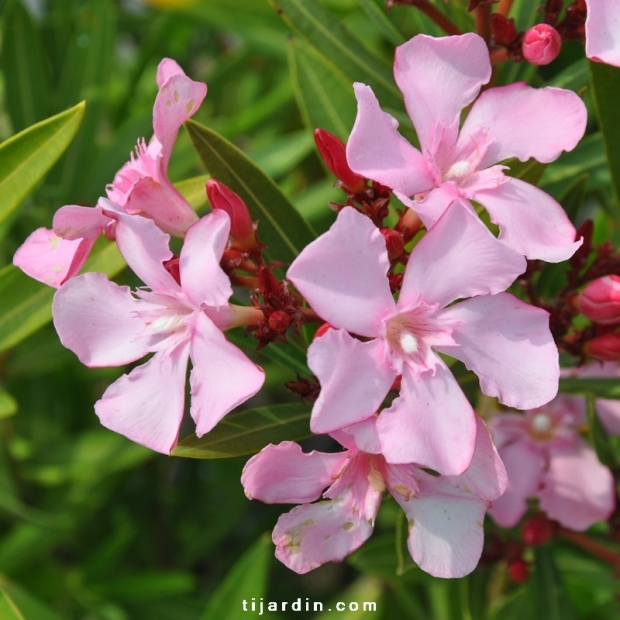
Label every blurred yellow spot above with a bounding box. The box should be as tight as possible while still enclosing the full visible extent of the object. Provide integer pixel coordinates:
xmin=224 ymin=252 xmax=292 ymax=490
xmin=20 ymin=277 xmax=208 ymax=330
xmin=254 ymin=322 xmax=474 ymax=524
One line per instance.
xmin=143 ymin=0 xmax=196 ymax=8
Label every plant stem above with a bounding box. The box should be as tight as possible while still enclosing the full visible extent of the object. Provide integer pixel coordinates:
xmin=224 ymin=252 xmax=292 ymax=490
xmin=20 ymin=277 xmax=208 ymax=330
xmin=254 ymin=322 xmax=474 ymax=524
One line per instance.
xmin=393 ymin=0 xmax=463 ymax=35
xmin=559 ymin=528 xmax=620 ymax=566
xmin=476 ymin=4 xmax=492 ymax=43
xmin=497 ymin=0 xmax=515 ymax=16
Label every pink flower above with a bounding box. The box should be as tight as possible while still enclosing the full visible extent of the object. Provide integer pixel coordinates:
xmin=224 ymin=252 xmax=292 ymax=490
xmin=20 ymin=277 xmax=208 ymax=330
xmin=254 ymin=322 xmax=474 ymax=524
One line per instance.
xmin=522 ymin=24 xmax=562 ymax=65
xmin=242 ymin=416 xmax=506 ymax=579
xmin=287 ymin=203 xmax=559 ymax=475
xmin=14 ymin=58 xmax=206 ymax=288
xmin=585 ymin=0 xmax=620 ymax=66
xmin=346 ymin=33 xmax=586 ymax=262
xmin=52 ymin=206 xmax=264 ymax=453
xmin=578 ymin=275 xmax=620 ymax=325
xmin=488 ymin=393 xmax=615 ymax=531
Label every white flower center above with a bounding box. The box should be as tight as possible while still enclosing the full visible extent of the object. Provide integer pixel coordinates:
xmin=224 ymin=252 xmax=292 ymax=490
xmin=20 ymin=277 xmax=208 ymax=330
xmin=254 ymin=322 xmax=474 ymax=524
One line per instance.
xmin=150 ymin=314 xmax=187 ymax=335
xmin=444 ymin=160 xmax=471 ymax=181
xmin=531 ymin=413 xmax=552 ymax=433
xmin=399 ymin=332 xmax=419 ymax=354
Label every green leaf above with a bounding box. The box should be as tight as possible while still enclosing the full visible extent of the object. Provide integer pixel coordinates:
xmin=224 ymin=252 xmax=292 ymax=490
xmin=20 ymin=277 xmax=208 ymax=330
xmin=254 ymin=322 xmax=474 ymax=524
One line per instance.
xmin=171 ymin=403 xmax=311 ymax=459
xmin=270 ymin=0 xmax=401 ymax=109
xmin=586 ymin=393 xmax=616 ymax=468
xmin=589 ymin=61 xmax=620 ymax=222
xmin=0 ymin=576 xmax=63 ymax=620
xmin=0 ymin=101 xmax=85 ymax=225
xmin=1 ymin=0 xmax=49 ymax=132
xmin=312 ymin=575 xmax=382 ymax=619
xmin=174 ymin=174 xmax=210 ymax=211
xmin=0 ymin=389 xmax=18 ymax=420
xmin=185 ymin=119 xmax=316 ymax=263
xmin=201 ymin=534 xmax=271 ymax=620
xmin=559 ymin=377 xmax=620 ymax=399
xmin=558 ymin=173 xmax=589 ymax=223
xmin=504 ymin=157 xmax=547 ymax=186
xmin=356 ymin=0 xmax=405 ymax=47
xmin=90 ymin=571 xmax=195 ymax=601
xmin=289 ymin=38 xmax=357 ymax=141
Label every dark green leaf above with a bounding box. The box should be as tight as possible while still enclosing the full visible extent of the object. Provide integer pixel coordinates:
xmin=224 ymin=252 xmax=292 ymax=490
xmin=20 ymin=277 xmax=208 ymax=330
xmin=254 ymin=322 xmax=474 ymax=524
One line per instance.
xmin=0 ymin=389 xmax=17 ymax=420
xmin=586 ymin=393 xmax=616 ymax=468
xmin=0 ymin=576 xmax=63 ymax=620
xmin=90 ymin=571 xmax=195 ymax=601
xmin=558 ymin=173 xmax=589 ymax=224
xmin=356 ymin=0 xmax=405 ymax=47
xmin=559 ymin=378 xmax=620 ymax=399
xmin=504 ymin=157 xmax=547 ymax=186
xmin=185 ymin=119 xmax=316 ymax=263
xmin=171 ymin=403 xmax=311 ymax=459
xmin=270 ymin=0 xmax=401 ymax=109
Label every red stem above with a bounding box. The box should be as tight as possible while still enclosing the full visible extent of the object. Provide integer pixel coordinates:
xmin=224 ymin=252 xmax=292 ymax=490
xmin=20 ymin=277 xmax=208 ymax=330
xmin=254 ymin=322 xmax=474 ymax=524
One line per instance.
xmin=559 ymin=528 xmax=620 ymax=566
xmin=396 ymin=0 xmax=463 ymax=35
xmin=497 ymin=0 xmax=514 ymax=16
xmin=476 ymin=4 xmax=492 ymax=44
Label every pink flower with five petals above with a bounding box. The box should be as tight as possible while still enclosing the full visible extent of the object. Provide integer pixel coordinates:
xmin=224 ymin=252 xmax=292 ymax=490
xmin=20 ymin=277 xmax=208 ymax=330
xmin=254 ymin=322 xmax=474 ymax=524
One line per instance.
xmin=585 ymin=0 xmax=620 ymax=66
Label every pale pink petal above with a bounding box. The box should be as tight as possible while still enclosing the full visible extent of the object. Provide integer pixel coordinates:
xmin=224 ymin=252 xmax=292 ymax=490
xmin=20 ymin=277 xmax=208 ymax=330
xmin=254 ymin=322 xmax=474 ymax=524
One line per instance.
xmin=99 ymin=198 xmax=181 ymax=294
xmin=242 ymin=442 xmax=348 ymax=504
xmin=53 ymin=205 xmax=110 ymax=240
xmin=124 ymin=178 xmax=198 ymax=237
xmin=395 ymin=185 xmax=460 ymax=229
xmin=52 ymin=272 xmax=154 ymax=367
xmin=540 ymin=440 xmax=615 ymax=530
xmin=488 ymin=440 xmax=546 ymax=527
xmin=95 ymin=341 xmax=190 ymax=454
xmin=377 ymin=363 xmax=477 ymax=475
xmin=394 ymin=33 xmax=491 ymax=153
xmin=330 ymin=416 xmax=382 ymax=455
xmin=180 ymin=210 xmax=232 ymax=308
xmin=458 ymin=83 xmax=586 ymax=169
xmin=400 ymin=200 xmax=525 ymax=309
xmin=189 ymin=312 xmax=264 ymax=437
xmin=156 ymin=58 xmax=185 ymax=89
xmin=287 ymin=207 xmax=395 ymax=337
xmin=389 ymin=468 xmax=488 ymax=578
xmin=444 ymin=416 xmax=507 ymax=502
xmin=346 ymin=83 xmax=435 ymax=195
xmin=437 ymin=293 xmax=559 ymax=410
xmin=474 ymin=178 xmax=582 ymax=262
xmin=585 ymin=0 xmax=620 ymax=66
xmin=308 ymin=328 xmax=396 ymax=434
xmin=488 ymin=413 xmax=528 ymax=450
xmin=13 ymin=228 xmax=96 ymax=288
xmin=153 ymin=73 xmax=207 ymax=169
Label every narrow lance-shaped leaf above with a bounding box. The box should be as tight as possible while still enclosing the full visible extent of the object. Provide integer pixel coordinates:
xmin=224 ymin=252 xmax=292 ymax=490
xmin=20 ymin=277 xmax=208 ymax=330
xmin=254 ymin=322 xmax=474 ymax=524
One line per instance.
xmin=0 ymin=101 xmax=85 ymax=225
xmin=0 ymin=576 xmax=64 ymax=620
xmin=586 ymin=392 xmax=616 ymax=469
xmin=171 ymin=403 xmax=311 ymax=459
xmin=270 ymin=0 xmax=401 ymax=109
xmin=185 ymin=119 xmax=316 ymax=263
xmin=559 ymin=377 xmax=620 ymax=399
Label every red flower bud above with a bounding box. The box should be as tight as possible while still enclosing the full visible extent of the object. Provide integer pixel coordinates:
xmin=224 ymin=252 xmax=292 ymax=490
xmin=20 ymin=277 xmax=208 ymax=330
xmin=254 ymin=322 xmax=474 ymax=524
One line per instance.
xmin=522 ymin=514 xmax=556 ymax=547
xmin=578 ymin=276 xmax=620 ymax=325
xmin=206 ymin=180 xmax=258 ymax=251
xmin=585 ymin=332 xmax=620 ymax=361
xmin=268 ymin=310 xmax=291 ymax=333
xmin=490 ymin=14 xmax=518 ymax=47
xmin=522 ymin=24 xmax=562 ymax=65
xmin=395 ymin=208 xmax=422 ymax=243
xmin=314 ymin=129 xmax=366 ymax=194
xmin=163 ymin=257 xmax=181 ymax=285
xmin=313 ymin=323 xmax=333 ymax=340
xmin=380 ymin=229 xmax=405 ymax=261
xmin=508 ymin=558 xmax=530 ymax=584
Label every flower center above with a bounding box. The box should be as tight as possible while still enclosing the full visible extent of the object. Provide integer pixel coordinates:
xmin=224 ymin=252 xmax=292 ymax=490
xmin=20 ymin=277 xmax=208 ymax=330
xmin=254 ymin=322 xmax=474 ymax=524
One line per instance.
xmin=443 ymin=160 xmax=471 ymax=182
xmin=528 ymin=412 xmax=557 ymax=442
xmin=149 ymin=314 xmax=188 ymax=335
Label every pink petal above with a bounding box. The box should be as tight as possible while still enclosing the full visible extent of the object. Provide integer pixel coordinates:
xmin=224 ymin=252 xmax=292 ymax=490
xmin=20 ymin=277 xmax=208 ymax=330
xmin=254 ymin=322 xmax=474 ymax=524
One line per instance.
xmin=287 ymin=207 xmax=395 ymax=337
xmin=597 ymin=397 xmax=620 ymax=436
xmin=95 ymin=341 xmax=190 ymax=454
xmin=437 ymin=293 xmax=559 ymax=410
xmin=396 ymin=184 xmax=460 ymax=229
xmin=156 ymin=57 xmax=185 ymax=89
xmin=189 ymin=312 xmax=264 ymax=437
xmin=444 ymin=416 xmax=507 ymax=502
xmin=389 ymin=468 xmax=488 ymax=578
xmin=346 ymin=83 xmax=435 ymax=195
xmin=308 ymin=328 xmax=396 ymax=434
xmin=400 ymin=199 xmax=525 ymax=309
xmin=153 ymin=72 xmax=207 ymax=170
xmin=13 ymin=228 xmax=96 ymax=288
xmin=488 ymin=440 xmax=546 ymax=527
xmin=180 ymin=210 xmax=232 ymax=309
xmin=330 ymin=416 xmax=382 ymax=455
xmin=459 ymin=83 xmax=587 ymax=169
xmin=474 ymin=178 xmax=582 ymax=262
xmin=540 ymin=440 xmax=615 ymax=530
xmin=124 ymin=178 xmax=198 ymax=237
xmin=241 ymin=442 xmax=348 ymax=504
xmin=52 ymin=272 xmax=154 ymax=367
xmin=377 ymin=363 xmax=477 ymax=475
xmin=53 ymin=205 xmax=110 ymax=240
xmin=394 ymin=33 xmax=491 ymax=153
xmin=585 ymin=0 xmax=620 ymax=66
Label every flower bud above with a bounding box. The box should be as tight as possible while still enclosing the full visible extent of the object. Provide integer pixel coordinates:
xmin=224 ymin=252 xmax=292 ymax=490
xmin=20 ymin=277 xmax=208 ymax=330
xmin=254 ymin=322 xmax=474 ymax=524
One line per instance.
xmin=490 ymin=14 xmax=518 ymax=47
xmin=578 ymin=276 xmax=620 ymax=325
xmin=268 ymin=310 xmax=290 ymax=333
xmin=522 ymin=514 xmax=556 ymax=547
xmin=507 ymin=558 xmax=530 ymax=584
xmin=314 ymin=129 xmax=366 ymax=194
xmin=584 ymin=332 xmax=620 ymax=361
xmin=206 ymin=180 xmax=258 ymax=251
xmin=522 ymin=24 xmax=562 ymax=65
xmin=380 ymin=229 xmax=405 ymax=261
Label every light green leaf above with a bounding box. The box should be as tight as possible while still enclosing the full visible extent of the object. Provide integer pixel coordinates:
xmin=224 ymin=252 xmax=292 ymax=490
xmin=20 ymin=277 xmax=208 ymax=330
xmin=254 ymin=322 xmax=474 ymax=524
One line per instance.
xmin=504 ymin=157 xmax=547 ymax=186
xmin=0 ymin=576 xmax=63 ymax=620
xmin=174 ymin=174 xmax=210 ymax=211
xmin=201 ymin=534 xmax=271 ymax=620
xmin=312 ymin=575 xmax=382 ymax=619
xmin=0 ymin=389 xmax=17 ymax=420
xmin=0 ymin=101 xmax=85 ymax=225
xmin=559 ymin=378 xmax=620 ymax=399
xmin=270 ymin=0 xmax=400 ymax=109
xmin=171 ymin=403 xmax=311 ymax=459
xmin=185 ymin=119 xmax=316 ymax=263
xmin=586 ymin=393 xmax=616 ymax=468
xmin=289 ymin=38 xmax=357 ymax=141
xmin=356 ymin=0 xmax=405 ymax=46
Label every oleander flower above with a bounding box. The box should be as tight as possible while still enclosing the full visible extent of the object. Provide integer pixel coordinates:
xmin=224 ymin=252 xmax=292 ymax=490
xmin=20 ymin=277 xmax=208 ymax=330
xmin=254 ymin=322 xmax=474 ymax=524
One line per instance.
xmin=585 ymin=0 xmax=620 ymax=67
xmin=346 ymin=33 xmax=586 ymax=262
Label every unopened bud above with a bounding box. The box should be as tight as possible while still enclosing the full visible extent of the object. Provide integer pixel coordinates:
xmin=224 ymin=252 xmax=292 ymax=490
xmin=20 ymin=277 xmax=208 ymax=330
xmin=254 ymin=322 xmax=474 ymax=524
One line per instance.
xmin=578 ymin=276 xmax=620 ymax=325
xmin=268 ymin=310 xmax=290 ymax=333
xmin=381 ymin=229 xmax=404 ymax=261
xmin=395 ymin=208 xmax=422 ymax=243
xmin=163 ymin=257 xmax=181 ymax=285
xmin=490 ymin=14 xmax=518 ymax=47
xmin=522 ymin=24 xmax=562 ymax=65
xmin=314 ymin=129 xmax=366 ymax=194
xmin=206 ymin=180 xmax=258 ymax=251
xmin=584 ymin=332 xmax=620 ymax=361
xmin=507 ymin=559 xmax=530 ymax=584
xmin=522 ymin=514 xmax=556 ymax=546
